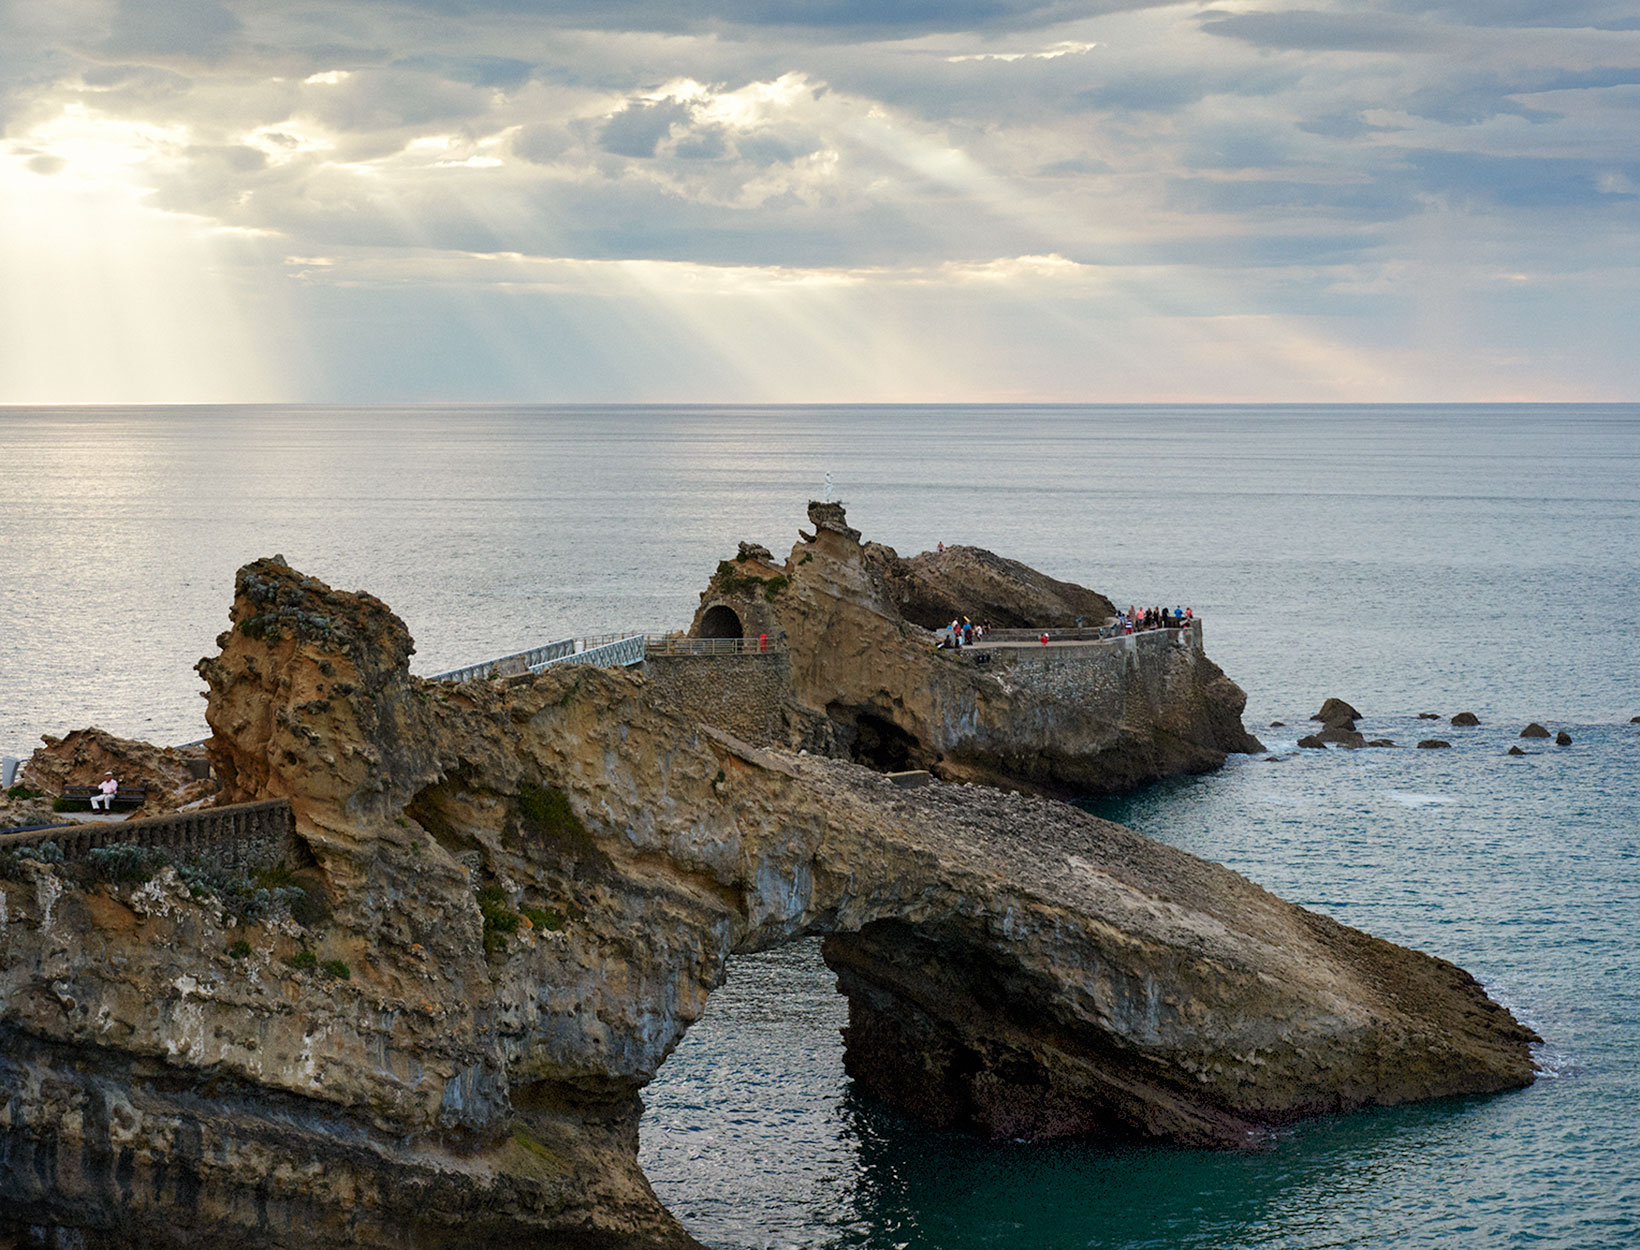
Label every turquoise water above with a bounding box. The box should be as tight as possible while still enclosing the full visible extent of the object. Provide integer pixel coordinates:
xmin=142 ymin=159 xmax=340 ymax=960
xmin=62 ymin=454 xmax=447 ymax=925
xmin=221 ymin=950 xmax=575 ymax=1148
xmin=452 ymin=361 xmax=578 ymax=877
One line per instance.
xmin=1 ymin=404 xmax=1638 ymax=1247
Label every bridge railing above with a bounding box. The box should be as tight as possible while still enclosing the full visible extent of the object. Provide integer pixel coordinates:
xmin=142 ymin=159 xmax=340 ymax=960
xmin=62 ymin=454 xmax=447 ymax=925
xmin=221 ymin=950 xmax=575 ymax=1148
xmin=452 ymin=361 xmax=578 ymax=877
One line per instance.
xmin=535 ymin=634 xmax=647 ymax=670
xmin=428 ymin=638 xmax=576 ymax=683
xmin=643 ymin=635 xmax=787 ymax=657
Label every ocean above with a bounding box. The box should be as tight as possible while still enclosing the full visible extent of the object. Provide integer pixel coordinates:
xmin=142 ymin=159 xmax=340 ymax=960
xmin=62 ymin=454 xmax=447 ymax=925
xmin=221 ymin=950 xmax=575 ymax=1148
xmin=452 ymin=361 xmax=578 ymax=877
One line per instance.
xmin=2 ymin=404 xmax=1637 ymax=1248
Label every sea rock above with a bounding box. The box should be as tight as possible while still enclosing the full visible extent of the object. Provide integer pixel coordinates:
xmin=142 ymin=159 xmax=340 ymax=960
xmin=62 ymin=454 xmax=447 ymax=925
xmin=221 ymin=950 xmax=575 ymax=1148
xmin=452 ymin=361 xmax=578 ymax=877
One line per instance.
xmin=1520 ymin=723 xmax=1551 ymax=739
xmin=0 ymin=557 xmax=1539 ymax=1249
xmin=1270 ymin=721 xmax=1285 ymax=728
xmin=1632 ymin=716 xmax=1640 ymax=724
xmin=1311 ymin=698 xmax=1361 ymax=725
xmin=1368 ymin=739 xmax=1396 ymax=748
xmin=690 ymin=502 xmax=1262 ymax=796
xmin=1297 ymin=734 xmax=1327 ymax=749
xmin=1507 ymin=746 xmax=1527 ymax=756
xmin=1417 ymin=739 xmax=1453 ymax=749
xmin=1418 ymin=712 xmax=1442 ymax=720
xmin=1556 ymin=731 xmax=1573 ymax=745
xmin=1451 ymin=712 xmax=1481 ymax=727
xmin=864 ymin=542 xmax=1116 ymax=631
xmin=1317 ymin=722 xmax=1365 ymax=748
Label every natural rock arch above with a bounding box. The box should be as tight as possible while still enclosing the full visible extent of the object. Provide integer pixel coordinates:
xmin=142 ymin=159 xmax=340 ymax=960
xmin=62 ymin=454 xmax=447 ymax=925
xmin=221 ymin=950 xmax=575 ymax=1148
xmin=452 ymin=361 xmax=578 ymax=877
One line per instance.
xmin=0 ymin=555 xmax=1538 ymax=1250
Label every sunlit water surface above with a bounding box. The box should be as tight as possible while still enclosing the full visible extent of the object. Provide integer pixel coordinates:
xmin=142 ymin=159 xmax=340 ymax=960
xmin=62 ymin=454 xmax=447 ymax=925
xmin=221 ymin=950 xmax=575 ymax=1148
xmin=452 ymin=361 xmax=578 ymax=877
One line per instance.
xmin=2 ymin=405 xmax=1637 ymax=1248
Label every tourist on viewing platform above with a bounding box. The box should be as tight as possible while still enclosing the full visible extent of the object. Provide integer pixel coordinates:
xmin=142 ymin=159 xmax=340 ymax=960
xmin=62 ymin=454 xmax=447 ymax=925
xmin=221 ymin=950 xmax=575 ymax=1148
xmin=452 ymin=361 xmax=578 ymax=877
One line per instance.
xmin=90 ymin=771 xmax=119 ymax=810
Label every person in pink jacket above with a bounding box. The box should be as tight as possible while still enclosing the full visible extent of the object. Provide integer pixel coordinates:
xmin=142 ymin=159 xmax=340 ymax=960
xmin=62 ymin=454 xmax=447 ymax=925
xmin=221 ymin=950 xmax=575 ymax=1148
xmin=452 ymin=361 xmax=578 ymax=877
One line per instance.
xmin=90 ymin=771 xmax=119 ymax=810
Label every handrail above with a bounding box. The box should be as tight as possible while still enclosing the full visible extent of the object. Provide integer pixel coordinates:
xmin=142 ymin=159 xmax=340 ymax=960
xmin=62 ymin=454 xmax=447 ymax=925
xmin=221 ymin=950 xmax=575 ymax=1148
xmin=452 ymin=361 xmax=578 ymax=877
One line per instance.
xmin=535 ymin=635 xmax=647 ymax=670
xmin=428 ymin=638 xmax=575 ymax=682
xmin=643 ymin=635 xmax=787 ymax=656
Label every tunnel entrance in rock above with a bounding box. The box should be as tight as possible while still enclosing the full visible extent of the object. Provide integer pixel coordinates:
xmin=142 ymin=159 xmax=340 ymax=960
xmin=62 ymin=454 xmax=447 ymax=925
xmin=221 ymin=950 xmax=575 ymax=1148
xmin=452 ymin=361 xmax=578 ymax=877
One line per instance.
xmin=699 ymin=604 xmax=744 ymax=639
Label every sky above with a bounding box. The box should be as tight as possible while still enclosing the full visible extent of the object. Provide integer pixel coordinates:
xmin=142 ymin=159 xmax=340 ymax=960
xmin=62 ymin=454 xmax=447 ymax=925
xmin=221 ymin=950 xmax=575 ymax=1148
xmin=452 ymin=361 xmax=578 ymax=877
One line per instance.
xmin=1 ymin=0 xmax=1637 ymax=404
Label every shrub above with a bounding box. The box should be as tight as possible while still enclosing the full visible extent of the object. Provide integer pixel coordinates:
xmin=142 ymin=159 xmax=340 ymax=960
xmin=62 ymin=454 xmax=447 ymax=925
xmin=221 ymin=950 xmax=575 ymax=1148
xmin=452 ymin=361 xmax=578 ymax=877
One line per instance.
xmin=522 ymin=906 xmax=565 ymax=932
xmin=284 ymin=950 xmax=318 ymax=971
xmin=6 ymin=784 xmax=44 ymax=800
xmin=477 ymin=882 xmax=521 ymax=953
xmin=321 ymin=959 xmax=351 ymax=980
xmin=518 ymin=783 xmax=586 ymax=842
xmin=86 ymin=844 xmax=171 ymax=884
xmin=226 ymin=940 xmax=252 ymax=960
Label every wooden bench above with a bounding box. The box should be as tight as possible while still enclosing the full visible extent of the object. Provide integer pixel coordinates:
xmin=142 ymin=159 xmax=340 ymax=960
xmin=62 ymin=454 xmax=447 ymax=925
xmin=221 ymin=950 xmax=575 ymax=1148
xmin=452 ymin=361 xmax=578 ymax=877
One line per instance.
xmin=60 ymin=784 xmax=147 ymax=810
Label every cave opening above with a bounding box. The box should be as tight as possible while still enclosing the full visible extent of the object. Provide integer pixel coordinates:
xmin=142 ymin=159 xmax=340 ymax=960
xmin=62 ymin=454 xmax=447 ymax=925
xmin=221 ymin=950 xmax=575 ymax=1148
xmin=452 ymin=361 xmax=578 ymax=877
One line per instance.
xmin=839 ymin=708 xmax=926 ymax=773
xmin=698 ymin=604 xmax=744 ymax=639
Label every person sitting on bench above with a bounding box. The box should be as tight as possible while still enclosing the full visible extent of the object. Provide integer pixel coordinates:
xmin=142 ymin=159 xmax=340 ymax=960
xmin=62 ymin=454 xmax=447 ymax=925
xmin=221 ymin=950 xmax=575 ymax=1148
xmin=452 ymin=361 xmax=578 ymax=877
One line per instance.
xmin=90 ymin=771 xmax=119 ymax=810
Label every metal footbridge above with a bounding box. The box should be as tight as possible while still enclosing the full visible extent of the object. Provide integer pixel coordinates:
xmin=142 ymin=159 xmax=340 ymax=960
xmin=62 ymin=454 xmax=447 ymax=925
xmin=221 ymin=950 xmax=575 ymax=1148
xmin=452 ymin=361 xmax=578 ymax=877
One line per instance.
xmin=426 ymin=632 xmax=783 ymax=682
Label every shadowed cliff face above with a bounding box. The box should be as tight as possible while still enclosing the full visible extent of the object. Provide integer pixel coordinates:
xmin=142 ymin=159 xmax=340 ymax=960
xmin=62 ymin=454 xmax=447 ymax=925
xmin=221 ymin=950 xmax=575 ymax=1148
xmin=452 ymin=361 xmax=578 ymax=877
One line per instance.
xmin=0 ymin=557 xmax=1536 ymax=1249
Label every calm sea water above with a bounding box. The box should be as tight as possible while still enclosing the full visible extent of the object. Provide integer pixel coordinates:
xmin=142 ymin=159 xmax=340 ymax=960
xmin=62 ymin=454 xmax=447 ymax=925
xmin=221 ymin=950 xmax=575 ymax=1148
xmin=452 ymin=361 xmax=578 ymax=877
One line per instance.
xmin=2 ymin=405 xmax=1638 ymax=1249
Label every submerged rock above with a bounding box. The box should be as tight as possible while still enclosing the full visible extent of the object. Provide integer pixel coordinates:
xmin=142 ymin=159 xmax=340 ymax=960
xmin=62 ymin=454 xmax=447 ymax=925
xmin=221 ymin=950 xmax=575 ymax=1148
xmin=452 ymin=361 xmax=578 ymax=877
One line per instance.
xmin=1520 ymin=723 xmax=1551 ymax=739
xmin=0 ymin=555 xmax=1539 ymax=1249
xmin=1419 ymin=712 xmax=1442 ymax=720
xmin=1368 ymin=739 xmax=1396 ymax=748
xmin=1418 ymin=739 xmax=1453 ymax=749
xmin=1508 ymin=746 xmax=1527 ymax=756
xmin=1297 ymin=734 xmax=1328 ymax=749
xmin=1451 ymin=712 xmax=1481 ymax=727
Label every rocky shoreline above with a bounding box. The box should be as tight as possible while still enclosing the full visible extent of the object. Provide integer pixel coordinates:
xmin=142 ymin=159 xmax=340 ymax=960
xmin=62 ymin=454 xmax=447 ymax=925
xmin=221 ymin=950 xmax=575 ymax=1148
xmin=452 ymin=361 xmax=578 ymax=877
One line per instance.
xmin=0 ymin=512 xmax=1538 ymax=1249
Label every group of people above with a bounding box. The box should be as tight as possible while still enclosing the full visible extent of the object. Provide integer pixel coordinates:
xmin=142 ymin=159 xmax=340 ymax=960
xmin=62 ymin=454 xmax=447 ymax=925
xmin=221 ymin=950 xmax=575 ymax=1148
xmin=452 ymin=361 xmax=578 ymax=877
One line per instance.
xmin=1120 ymin=605 xmax=1193 ymax=633
xmin=937 ymin=617 xmax=990 ymax=649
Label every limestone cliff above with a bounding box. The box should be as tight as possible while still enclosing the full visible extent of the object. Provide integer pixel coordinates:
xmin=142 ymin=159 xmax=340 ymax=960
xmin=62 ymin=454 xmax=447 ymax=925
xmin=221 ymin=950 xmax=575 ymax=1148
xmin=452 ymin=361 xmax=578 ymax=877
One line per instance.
xmin=0 ymin=557 xmax=1536 ymax=1249
xmin=691 ymin=502 xmax=1260 ymax=795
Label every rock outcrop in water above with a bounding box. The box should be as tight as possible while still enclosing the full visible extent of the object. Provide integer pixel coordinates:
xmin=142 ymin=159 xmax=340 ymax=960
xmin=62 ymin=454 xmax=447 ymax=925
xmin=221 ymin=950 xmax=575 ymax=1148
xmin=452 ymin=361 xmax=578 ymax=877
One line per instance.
xmin=0 ymin=553 xmax=1539 ymax=1249
xmin=689 ymin=502 xmax=1261 ymax=795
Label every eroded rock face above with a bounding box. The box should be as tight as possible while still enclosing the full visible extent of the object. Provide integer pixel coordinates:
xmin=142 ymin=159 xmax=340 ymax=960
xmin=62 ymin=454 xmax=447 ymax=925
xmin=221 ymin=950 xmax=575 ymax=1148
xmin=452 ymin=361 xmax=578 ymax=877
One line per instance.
xmin=19 ymin=726 xmax=212 ymax=813
xmin=862 ymin=542 xmax=1117 ymax=630
xmin=700 ymin=502 xmax=1261 ymax=796
xmin=0 ymin=558 xmax=1538 ymax=1249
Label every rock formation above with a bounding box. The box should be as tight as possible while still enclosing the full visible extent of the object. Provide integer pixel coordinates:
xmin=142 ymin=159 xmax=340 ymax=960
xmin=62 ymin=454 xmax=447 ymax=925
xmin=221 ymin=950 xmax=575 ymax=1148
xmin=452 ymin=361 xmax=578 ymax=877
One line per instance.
xmin=1451 ymin=712 xmax=1481 ymax=727
xmin=1312 ymin=698 xmax=1361 ymax=725
xmin=1418 ymin=739 xmax=1453 ymax=749
xmin=1520 ymin=723 xmax=1551 ymax=739
xmin=1555 ymin=731 xmax=1573 ymax=745
xmin=19 ymin=726 xmax=213 ymax=813
xmin=862 ymin=541 xmax=1116 ymax=630
xmin=0 ymin=555 xmax=1538 ymax=1249
xmin=689 ymin=502 xmax=1261 ymax=797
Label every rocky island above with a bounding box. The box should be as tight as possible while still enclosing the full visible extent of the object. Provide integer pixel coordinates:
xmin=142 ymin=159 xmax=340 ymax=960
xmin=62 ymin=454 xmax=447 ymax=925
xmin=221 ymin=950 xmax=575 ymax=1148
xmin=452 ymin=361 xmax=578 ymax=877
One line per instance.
xmin=0 ymin=505 xmax=1537 ymax=1249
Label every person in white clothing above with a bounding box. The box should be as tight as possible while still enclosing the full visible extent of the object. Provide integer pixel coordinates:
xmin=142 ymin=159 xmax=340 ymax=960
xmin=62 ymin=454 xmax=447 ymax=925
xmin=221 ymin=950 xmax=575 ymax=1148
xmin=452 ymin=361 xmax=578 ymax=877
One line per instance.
xmin=90 ymin=772 xmax=118 ymax=810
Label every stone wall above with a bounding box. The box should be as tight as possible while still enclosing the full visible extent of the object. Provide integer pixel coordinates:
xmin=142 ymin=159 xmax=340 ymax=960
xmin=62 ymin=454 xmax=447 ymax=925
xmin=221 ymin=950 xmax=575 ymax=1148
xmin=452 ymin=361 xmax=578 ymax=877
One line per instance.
xmin=642 ymin=652 xmax=792 ymax=746
xmin=0 ymin=799 xmax=295 ymax=877
xmin=982 ymin=624 xmax=1203 ymax=719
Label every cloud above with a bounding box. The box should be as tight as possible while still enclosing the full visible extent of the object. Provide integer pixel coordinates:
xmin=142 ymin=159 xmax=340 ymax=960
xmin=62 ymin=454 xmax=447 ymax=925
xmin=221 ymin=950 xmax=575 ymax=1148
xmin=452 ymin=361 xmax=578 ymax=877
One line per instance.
xmin=1405 ymin=148 xmax=1640 ymax=207
xmin=1198 ymin=9 xmax=1443 ymax=53
xmin=599 ymin=98 xmax=695 ymax=158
